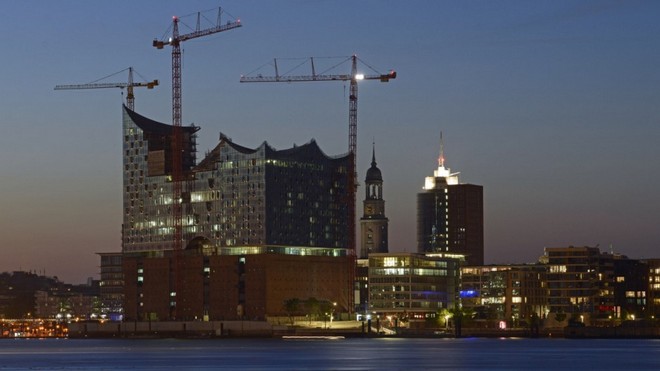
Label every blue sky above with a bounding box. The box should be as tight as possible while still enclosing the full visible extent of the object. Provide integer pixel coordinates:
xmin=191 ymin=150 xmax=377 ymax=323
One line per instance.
xmin=1 ymin=0 xmax=659 ymax=283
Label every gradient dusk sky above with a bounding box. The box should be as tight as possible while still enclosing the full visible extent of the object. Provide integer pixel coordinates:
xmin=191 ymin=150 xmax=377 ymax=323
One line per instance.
xmin=1 ymin=0 xmax=659 ymax=283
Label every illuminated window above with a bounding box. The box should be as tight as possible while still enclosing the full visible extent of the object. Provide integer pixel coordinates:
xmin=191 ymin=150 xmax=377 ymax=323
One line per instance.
xmin=550 ymin=265 xmax=567 ymax=273
xmin=383 ymin=257 xmax=398 ymax=267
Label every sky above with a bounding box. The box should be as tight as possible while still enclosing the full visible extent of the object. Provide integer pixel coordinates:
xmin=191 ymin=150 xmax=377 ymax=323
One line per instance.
xmin=1 ymin=0 xmax=659 ymax=283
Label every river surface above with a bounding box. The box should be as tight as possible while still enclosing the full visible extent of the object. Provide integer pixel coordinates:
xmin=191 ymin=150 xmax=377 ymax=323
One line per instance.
xmin=0 ymin=337 xmax=658 ymax=370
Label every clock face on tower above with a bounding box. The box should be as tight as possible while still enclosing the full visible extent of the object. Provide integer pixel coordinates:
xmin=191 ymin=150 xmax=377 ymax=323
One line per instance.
xmin=366 ymin=206 xmax=373 ymax=214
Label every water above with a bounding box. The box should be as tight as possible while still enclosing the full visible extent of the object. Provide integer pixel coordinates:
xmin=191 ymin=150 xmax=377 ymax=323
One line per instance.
xmin=0 ymin=337 xmax=658 ymax=370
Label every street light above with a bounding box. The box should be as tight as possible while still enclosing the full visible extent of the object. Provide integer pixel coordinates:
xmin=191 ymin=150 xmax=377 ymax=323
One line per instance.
xmin=445 ymin=315 xmax=451 ymax=330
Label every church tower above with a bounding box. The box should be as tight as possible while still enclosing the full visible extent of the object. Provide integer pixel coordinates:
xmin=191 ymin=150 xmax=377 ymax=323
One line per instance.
xmin=360 ymin=143 xmax=389 ymax=258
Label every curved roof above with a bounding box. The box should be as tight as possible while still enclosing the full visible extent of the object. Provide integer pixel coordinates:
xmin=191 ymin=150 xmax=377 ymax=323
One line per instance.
xmin=266 ymin=139 xmax=347 ymax=162
xmin=123 ymin=105 xmax=199 ymax=135
xmin=196 ymin=135 xmax=349 ymax=172
xmin=366 ymin=165 xmax=382 ymax=182
xmin=365 ymin=144 xmax=382 ymax=182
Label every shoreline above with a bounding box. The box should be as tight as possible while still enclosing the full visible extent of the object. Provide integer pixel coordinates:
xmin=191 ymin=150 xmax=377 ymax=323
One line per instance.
xmin=56 ymin=321 xmax=660 ymax=340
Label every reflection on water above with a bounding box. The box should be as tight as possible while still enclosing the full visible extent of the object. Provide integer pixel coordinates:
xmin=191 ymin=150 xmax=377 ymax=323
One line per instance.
xmin=0 ymin=337 xmax=659 ymax=370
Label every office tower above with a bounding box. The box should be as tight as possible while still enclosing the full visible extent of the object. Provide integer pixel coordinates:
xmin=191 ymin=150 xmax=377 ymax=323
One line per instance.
xmin=417 ymin=135 xmax=484 ymax=265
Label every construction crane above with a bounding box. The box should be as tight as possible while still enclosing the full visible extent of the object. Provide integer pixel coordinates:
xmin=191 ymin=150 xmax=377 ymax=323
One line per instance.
xmin=54 ymin=67 xmax=158 ymax=111
xmin=152 ymin=7 xmax=241 ymax=319
xmin=240 ymin=55 xmax=396 ymax=313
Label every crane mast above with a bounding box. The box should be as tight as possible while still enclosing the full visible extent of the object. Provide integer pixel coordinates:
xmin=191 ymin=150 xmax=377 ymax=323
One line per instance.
xmin=349 ymin=55 xmax=358 ymax=178
xmin=153 ymin=8 xmax=240 ymax=320
xmin=54 ymin=67 xmax=158 ymax=111
xmin=240 ymin=55 xmax=395 ymax=249
xmin=240 ymin=55 xmax=395 ymax=313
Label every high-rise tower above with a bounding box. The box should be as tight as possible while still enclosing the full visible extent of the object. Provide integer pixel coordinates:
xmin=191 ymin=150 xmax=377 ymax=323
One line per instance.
xmin=417 ymin=134 xmax=484 ymax=265
xmin=360 ymin=143 xmax=389 ymax=259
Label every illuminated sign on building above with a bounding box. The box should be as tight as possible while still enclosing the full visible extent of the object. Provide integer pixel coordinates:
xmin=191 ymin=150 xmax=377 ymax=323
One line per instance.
xmin=459 ymin=290 xmax=478 ymax=298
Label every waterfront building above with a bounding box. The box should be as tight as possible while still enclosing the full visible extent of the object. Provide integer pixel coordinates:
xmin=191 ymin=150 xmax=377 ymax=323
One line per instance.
xmin=120 ymin=106 xmax=352 ymax=320
xmin=359 ymin=144 xmax=388 ymax=259
xmin=368 ymin=252 xmax=462 ymax=328
xmin=612 ymin=257 xmax=648 ymax=321
xmin=460 ymin=265 xmax=547 ymax=327
xmin=354 ymin=258 xmax=369 ymax=315
xmin=121 ymin=106 xmax=350 ymax=253
xmin=0 ymin=271 xmax=94 ymax=319
xmin=416 ymin=137 xmax=483 ymax=265
xmin=123 ymin=250 xmax=351 ymax=321
xmin=35 ymin=290 xmax=100 ymax=320
xmin=543 ymin=246 xmax=615 ymax=324
xmin=645 ymin=259 xmax=660 ymax=318
xmin=97 ymin=253 xmax=124 ymax=321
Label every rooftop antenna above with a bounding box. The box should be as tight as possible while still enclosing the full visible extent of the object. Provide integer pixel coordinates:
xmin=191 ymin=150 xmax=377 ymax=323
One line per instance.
xmin=438 ymin=131 xmax=445 ymax=167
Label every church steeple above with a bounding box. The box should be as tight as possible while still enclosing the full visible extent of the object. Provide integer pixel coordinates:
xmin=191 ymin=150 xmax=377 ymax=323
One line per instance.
xmin=360 ymin=141 xmax=388 ymax=258
xmin=365 ymin=142 xmax=383 ymax=186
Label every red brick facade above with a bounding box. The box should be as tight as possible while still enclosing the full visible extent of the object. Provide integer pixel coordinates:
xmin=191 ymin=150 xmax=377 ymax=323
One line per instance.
xmin=123 ymin=252 xmax=351 ymax=321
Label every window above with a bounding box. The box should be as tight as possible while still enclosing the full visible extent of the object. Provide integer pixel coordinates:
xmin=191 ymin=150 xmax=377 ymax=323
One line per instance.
xmin=383 ymin=257 xmax=398 ymax=267
xmin=550 ymin=265 xmax=567 ymax=273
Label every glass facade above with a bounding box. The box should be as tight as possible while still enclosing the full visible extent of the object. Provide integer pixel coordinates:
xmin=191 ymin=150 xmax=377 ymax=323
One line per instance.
xmin=368 ymin=253 xmax=460 ymax=318
xmin=121 ymin=107 xmax=350 ymax=255
xmin=461 ymin=265 xmax=547 ymax=324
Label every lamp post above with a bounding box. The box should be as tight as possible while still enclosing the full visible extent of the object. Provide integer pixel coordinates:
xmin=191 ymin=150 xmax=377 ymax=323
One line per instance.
xmin=445 ymin=315 xmax=450 ymax=330
xmin=332 ymin=302 xmax=336 ymax=323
